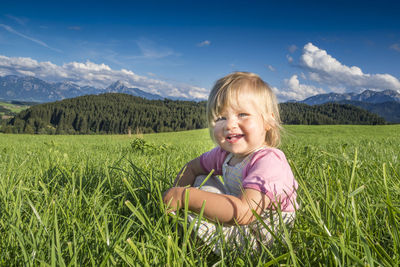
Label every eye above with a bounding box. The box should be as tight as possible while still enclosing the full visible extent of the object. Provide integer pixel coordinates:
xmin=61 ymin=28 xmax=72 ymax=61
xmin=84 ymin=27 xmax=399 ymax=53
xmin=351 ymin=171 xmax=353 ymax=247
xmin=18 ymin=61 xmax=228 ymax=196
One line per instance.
xmin=238 ymin=113 xmax=249 ymax=118
xmin=215 ymin=116 xmax=226 ymax=122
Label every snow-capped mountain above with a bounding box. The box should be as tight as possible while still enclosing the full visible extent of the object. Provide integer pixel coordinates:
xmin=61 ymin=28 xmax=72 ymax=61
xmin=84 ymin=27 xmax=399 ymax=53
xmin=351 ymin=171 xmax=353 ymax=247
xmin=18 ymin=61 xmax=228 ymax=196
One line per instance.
xmin=105 ymin=81 xmax=163 ymax=100
xmin=301 ymin=89 xmax=400 ymax=105
xmin=0 ymin=75 xmax=163 ymax=102
xmin=297 ymin=89 xmax=400 ymax=123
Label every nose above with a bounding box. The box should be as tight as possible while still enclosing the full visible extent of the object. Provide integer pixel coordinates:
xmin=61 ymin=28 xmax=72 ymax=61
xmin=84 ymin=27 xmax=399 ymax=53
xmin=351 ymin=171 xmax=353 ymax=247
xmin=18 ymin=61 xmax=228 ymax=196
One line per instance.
xmin=225 ymin=116 xmax=238 ymax=130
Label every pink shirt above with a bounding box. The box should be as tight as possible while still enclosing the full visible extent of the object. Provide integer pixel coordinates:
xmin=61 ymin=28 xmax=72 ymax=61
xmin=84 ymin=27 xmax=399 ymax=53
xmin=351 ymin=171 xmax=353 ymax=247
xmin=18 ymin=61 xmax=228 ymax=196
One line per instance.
xmin=199 ymin=147 xmax=298 ymax=212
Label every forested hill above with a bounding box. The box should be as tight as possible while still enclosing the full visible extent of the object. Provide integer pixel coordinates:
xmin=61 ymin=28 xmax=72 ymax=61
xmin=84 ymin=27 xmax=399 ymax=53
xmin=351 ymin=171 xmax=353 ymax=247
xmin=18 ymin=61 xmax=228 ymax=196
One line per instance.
xmin=2 ymin=93 xmax=207 ymax=134
xmin=1 ymin=93 xmax=386 ymax=134
xmin=279 ymin=102 xmax=386 ymax=125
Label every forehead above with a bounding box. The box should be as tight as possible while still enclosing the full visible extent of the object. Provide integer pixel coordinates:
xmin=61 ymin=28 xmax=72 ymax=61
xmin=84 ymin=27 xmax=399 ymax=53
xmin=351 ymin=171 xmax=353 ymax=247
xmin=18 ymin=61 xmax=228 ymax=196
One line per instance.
xmin=219 ymin=90 xmax=261 ymax=113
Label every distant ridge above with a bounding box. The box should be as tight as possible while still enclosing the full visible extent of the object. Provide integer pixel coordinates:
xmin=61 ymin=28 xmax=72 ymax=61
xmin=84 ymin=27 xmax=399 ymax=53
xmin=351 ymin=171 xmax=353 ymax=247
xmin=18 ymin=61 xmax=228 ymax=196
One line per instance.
xmin=301 ymin=89 xmax=400 ymax=105
xmin=105 ymin=81 xmax=163 ymax=100
xmin=336 ymin=100 xmax=400 ymax=124
xmin=0 ymin=75 xmax=164 ymax=102
xmin=297 ymin=89 xmax=400 ymax=123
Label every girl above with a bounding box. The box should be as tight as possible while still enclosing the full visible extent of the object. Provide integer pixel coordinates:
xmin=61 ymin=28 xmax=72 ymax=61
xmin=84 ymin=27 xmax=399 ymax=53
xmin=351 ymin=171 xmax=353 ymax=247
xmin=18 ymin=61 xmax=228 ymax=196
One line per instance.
xmin=163 ymin=72 xmax=298 ymax=251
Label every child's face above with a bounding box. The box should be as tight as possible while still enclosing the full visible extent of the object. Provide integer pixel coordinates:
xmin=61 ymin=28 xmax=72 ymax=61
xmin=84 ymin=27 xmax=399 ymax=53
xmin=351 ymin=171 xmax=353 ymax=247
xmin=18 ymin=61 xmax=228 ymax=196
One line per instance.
xmin=213 ymin=93 xmax=268 ymax=159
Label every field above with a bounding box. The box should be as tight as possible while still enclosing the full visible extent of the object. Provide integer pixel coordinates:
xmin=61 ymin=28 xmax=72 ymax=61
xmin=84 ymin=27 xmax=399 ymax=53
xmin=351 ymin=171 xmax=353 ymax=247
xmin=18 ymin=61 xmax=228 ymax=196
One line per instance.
xmin=0 ymin=101 xmax=30 ymax=118
xmin=0 ymin=125 xmax=399 ymax=266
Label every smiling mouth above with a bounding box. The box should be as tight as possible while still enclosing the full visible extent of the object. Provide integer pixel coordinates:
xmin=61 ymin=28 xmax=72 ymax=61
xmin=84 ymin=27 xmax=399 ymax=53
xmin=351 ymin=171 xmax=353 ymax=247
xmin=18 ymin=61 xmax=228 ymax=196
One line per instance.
xmin=226 ymin=134 xmax=244 ymax=143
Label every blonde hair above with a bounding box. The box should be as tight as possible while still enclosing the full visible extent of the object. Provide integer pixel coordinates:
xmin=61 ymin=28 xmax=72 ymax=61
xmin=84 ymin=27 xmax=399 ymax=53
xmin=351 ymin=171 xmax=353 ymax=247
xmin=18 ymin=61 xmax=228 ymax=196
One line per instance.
xmin=207 ymin=72 xmax=282 ymax=147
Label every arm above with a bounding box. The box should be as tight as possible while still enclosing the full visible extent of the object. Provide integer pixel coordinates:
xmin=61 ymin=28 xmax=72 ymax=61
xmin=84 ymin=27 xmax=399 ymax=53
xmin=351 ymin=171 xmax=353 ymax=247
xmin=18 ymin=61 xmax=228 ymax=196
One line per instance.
xmin=173 ymin=157 xmax=207 ymax=187
xmin=163 ymin=187 xmax=270 ymax=225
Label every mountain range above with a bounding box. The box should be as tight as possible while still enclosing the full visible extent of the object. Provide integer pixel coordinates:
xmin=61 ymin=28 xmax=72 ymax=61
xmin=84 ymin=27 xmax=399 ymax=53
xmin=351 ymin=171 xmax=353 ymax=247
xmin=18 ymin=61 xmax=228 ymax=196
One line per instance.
xmin=300 ymin=89 xmax=400 ymax=105
xmin=298 ymin=89 xmax=400 ymax=123
xmin=0 ymin=75 xmax=163 ymax=102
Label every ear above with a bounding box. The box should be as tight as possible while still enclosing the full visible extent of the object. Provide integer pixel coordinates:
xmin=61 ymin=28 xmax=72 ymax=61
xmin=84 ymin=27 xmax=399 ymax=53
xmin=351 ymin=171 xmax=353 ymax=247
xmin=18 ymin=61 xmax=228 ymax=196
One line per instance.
xmin=264 ymin=120 xmax=272 ymax=132
xmin=264 ymin=113 xmax=274 ymax=131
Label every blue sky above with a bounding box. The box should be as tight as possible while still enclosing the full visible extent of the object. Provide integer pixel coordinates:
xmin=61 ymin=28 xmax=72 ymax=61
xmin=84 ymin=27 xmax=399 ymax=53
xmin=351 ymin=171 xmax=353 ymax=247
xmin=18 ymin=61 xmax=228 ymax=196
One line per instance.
xmin=1 ymin=0 xmax=400 ymax=101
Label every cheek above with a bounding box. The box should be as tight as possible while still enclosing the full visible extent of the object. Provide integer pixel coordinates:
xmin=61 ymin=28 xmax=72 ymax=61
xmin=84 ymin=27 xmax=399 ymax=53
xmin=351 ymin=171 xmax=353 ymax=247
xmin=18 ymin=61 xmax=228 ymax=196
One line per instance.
xmin=212 ymin=125 xmax=222 ymax=138
xmin=247 ymin=121 xmax=267 ymax=138
xmin=244 ymin=121 xmax=261 ymax=132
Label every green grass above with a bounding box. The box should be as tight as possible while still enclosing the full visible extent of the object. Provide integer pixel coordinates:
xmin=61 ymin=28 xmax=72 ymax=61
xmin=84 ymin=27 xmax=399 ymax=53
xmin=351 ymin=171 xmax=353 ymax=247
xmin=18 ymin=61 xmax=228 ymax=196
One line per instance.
xmin=0 ymin=125 xmax=399 ymax=266
xmin=0 ymin=101 xmax=30 ymax=116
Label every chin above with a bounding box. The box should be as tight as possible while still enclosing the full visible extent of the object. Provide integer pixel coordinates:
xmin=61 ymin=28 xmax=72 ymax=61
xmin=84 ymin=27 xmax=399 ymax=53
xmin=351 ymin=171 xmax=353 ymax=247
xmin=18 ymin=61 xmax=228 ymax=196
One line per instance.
xmin=230 ymin=149 xmax=247 ymax=156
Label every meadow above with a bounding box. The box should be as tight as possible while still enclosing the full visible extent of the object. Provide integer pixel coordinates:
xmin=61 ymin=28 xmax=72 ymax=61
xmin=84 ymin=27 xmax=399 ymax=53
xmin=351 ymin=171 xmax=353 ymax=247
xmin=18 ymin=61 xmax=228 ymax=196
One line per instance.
xmin=0 ymin=101 xmax=30 ymax=116
xmin=0 ymin=125 xmax=399 ymax=266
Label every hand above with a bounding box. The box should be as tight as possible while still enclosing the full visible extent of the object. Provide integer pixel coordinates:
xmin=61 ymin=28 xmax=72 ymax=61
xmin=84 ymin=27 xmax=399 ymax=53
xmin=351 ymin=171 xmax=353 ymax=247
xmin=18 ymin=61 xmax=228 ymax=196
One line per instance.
xmin=162 ymin=187 xmax=185 ymax=213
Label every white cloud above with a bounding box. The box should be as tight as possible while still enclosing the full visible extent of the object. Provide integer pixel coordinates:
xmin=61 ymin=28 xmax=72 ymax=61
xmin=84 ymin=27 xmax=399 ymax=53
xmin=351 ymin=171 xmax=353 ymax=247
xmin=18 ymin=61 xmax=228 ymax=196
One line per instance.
xmin=17 ymin=69 xmax=36 ymax=76
xmin=267 ymin=65 xmax=275 ymax=71
xmin=0 ymin=24 xmax=62 ymax=53
xmin=0 ymin=55 xmax=209 ymax=99
xmin=286 ymin=55 xmax=293 ymax=63
xmin=327 ymin=85 xmax=346 ymax=94
xmin=197 ymin=40 xmax=211 ymax=47
xmin=277 ymin=74 xmax=326 ymax=101
xmin=299 ymin=42 xmax=400 ymax=92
